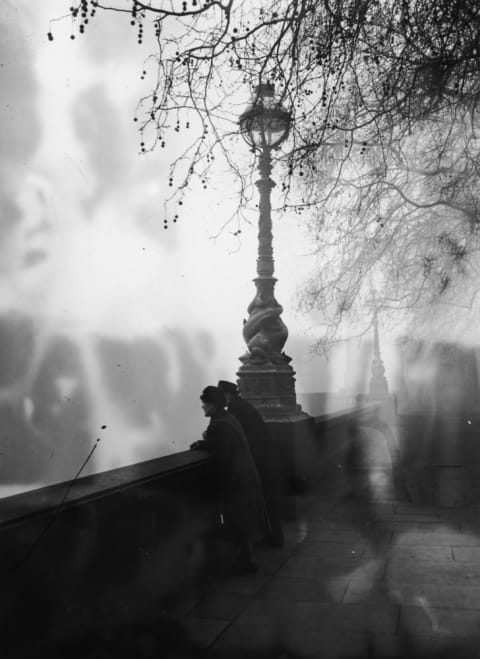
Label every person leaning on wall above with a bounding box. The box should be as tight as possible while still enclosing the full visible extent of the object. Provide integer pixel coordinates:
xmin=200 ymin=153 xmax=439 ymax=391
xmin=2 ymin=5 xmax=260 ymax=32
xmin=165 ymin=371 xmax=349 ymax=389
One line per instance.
xmin=217 ymin=380 xmax=284 ymax=548
xmin=190 ymin=385 xmax=268 ymax=574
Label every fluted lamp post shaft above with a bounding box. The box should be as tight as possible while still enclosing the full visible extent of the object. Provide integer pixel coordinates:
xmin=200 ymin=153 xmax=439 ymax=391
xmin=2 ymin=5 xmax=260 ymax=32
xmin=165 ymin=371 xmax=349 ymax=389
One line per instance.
xmin=368 ymin=300 xmax=389 ymax=398
xmin=256 ymin=149 xmax=275 ymax=278
xmin=237 ymin=84 xmax=299 ymax=418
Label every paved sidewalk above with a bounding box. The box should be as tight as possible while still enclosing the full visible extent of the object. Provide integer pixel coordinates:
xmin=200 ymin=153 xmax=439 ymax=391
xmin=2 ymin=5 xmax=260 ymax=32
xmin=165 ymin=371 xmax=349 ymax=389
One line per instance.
xmin=169 ymin=492 xmax=480 ymax=658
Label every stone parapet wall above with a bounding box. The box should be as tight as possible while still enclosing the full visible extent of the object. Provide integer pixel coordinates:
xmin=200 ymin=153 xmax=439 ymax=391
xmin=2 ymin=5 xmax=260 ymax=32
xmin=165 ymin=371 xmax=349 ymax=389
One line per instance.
xmin=0 ymin=450 xmax=215 ymax=652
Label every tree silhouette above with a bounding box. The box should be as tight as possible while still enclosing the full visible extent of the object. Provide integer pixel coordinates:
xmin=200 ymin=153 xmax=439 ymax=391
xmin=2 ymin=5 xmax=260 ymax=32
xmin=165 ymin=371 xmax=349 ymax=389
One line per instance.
xmin=53 ymin=0 xmax=480 ymax=341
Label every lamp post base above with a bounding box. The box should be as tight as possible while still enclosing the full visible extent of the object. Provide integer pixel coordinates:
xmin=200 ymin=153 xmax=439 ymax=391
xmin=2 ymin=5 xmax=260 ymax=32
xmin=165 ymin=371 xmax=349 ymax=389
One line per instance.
xmin=237 ymin=361 xmax=302 ymax=421
xmin=237 ymin=361 xmax=316 ymax=520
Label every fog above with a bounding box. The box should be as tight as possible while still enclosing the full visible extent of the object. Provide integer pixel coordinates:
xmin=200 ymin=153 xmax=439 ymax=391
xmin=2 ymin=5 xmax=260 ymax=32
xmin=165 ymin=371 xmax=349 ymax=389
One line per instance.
xmin=0 ymin=2 xmax=333 ymax=495
xmin=2 ymin=2 xmax=480 ymax=499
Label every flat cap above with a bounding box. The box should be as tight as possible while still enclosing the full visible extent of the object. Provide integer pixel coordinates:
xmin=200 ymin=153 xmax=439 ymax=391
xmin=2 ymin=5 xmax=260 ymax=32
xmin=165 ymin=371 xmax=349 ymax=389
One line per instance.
xmin=217 ymin=380 xmax=238 ymax=395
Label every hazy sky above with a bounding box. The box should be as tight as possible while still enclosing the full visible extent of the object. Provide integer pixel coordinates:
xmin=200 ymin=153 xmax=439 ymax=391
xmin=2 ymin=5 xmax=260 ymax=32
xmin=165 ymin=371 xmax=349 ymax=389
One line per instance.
xmin=0 ymin=1 xmax=338 ymax=492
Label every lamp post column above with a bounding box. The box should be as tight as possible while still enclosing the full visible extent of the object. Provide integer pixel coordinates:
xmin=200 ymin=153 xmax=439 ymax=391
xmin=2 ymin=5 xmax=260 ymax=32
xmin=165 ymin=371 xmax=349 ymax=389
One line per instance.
xmin=237 ymin=148 xmax=299 ymax=419
xmin=366 ymin=300 xmax=398 ymax=437
xmin=256 ymin=149 xmax=275 ymax=277
xmin=369 ymin=309 xmax=389 ymax=398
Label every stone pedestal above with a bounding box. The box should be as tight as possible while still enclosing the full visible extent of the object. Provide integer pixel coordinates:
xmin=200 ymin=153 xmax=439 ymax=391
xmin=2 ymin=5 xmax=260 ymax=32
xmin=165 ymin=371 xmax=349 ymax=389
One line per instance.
xmin=265 ymin=412 xmax=317 ymax=520
xmin=237 ymin=362 xmax=317 ymax=520
xmin=237 ymin=362 xmax=298 ymax=417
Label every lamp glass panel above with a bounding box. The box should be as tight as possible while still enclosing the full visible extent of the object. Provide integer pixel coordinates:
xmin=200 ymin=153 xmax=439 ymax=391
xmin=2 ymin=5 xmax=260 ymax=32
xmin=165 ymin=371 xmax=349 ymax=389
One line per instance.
xmin=239 ymin=85 xmax=290 ymax=150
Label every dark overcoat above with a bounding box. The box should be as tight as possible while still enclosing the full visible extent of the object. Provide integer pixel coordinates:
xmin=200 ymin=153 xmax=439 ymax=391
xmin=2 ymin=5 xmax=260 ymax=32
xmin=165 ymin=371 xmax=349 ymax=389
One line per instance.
xmin=227 ymin=395 xmax=270 ymax=477
xmin=226 ymin=395 xmax=284 ymax=544
xmin=201 ymin=409 xmax=267 ymax=541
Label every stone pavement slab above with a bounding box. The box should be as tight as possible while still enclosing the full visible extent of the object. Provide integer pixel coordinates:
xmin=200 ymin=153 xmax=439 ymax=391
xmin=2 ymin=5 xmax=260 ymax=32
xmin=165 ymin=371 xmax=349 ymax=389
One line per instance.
xmin=173 ymin=496 xmax=480 ymax=658
xmin=397 ymin=584 xmax=480 ymax=609
xmin=400 ymin=605 xmax=480 ymax=639
xmin=301 ymin=524 xmax=375 ymax=538
xmin=182 ymin=617 xmax=230 ymax=648
xmin=210 ymin=571 xmax=271 ymax=596
xmin=208 ymin=624 xmax=286 ymax=657
xmin=386 ymin=559 xmax=480 ymax=585
xmin=393 ymin=528 xmax=480 ymax=546
xmin=235 ymin=598 xmax=399 ymax=635
xmin=384 ymin=544 xmax=454 ymax=561
xmin=278 ymin=554 xmax=366 ymax=578
xmin=213 ymin=625 xmax=372 ymax=659
xmin=189 ymin=591 xmax=251 ymax=620
xmin=258 ymin=575 xmax=346 ymax=603
xmin=293 ymin=539 xmax=373 ymax=559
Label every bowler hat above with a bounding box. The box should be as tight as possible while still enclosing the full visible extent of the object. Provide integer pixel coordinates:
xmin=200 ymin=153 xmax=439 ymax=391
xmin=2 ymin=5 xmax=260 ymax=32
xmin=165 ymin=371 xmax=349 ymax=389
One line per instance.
xmin=200 ymin=386 xmax=226 ymax=407
xmin=217 ymin=380 xmax=238 ymax=396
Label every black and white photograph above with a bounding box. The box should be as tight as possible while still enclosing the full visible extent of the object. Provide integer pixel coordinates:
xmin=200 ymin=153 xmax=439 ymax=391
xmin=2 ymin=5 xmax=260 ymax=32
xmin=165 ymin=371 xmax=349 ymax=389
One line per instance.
xmin=2 ymin=1 xmax=480 ymax=657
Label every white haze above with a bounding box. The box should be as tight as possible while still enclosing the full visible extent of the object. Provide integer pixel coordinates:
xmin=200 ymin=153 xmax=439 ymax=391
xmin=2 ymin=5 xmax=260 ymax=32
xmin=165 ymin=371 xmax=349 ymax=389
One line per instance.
xmin=0 ymin=1 xmax=478 ymax=497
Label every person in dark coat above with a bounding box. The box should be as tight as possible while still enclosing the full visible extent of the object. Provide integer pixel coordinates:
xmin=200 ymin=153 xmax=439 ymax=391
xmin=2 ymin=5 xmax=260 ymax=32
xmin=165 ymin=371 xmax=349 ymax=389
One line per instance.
xmin=217 ymin=380 xmax=284 ymax=547
xmin=191 ymin=386 xmax=268 ymax=573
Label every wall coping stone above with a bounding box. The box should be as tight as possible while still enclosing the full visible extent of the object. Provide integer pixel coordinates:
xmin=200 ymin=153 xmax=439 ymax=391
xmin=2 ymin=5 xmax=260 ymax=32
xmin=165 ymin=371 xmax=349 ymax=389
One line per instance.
xmin=0 ymin=449 xmax=209 ymax=528
xmin=0 ymin=403 xmax=376 ymax=529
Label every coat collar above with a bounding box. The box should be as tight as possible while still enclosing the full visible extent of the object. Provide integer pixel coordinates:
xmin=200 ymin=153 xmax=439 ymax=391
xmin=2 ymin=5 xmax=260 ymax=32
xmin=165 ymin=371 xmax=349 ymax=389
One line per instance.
xmin=211 ymin=407 xmax=228 ymax=420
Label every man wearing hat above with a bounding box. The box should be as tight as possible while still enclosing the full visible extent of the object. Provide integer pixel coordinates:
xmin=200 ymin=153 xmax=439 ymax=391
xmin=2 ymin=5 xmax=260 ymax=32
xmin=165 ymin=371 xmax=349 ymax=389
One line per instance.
xmin=217 ymin=380 xmax=284 ymax=548
xmin=191 ymin=385 xmax=267 ymax=573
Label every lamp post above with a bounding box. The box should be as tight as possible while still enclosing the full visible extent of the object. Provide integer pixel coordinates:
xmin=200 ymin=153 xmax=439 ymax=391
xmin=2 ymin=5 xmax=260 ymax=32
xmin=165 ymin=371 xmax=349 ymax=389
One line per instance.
xmin=237 ymin=83 xmax=300 ymax=418
xmin=367 ymin=296 xmax=389 ymax=398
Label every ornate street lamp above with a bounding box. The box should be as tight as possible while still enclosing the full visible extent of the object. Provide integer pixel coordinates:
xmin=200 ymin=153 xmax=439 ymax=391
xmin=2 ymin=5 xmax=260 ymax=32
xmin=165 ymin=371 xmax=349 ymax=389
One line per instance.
xmin=237 ymin=83 xmax=300 ymax=417
xmin=367 ymin=295 xmax=389 ymax=398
